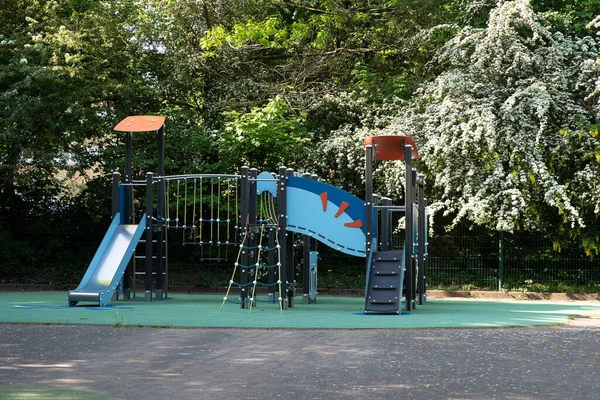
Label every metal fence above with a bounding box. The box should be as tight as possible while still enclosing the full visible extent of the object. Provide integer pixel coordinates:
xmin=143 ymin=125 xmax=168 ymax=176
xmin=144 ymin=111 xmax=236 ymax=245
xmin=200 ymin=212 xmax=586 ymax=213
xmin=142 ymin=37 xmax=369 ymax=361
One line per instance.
xmin=427 ymin=226 xmax=600 ymax=291
xmin=3 ymin=216 xmax=600 ymax=291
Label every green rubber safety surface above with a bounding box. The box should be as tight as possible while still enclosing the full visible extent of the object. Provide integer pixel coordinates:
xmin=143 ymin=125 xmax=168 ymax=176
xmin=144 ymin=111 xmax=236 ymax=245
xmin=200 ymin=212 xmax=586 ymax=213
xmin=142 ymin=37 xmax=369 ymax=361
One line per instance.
xmin=1 ymin=292 xmax=599 ymax=329
xmin=0 ymin=386 xmax=115 ymax=400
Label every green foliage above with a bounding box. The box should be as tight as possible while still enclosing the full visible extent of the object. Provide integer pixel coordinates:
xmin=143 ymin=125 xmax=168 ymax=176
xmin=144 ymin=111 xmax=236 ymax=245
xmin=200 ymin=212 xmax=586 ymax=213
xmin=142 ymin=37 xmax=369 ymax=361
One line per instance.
xmin=532 ymin=0 xmax=600 ymax=34
xmin=3 ymin=0 xmax=600 ymax=283
xmin=219 ymin=96 xmax=309 ymax=171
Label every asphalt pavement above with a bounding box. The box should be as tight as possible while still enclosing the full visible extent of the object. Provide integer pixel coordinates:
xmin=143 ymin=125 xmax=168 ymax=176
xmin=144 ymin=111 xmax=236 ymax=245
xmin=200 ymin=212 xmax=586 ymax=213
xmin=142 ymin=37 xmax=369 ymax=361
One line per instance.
xmin=1 ymin=322 xmax=599 ymax=399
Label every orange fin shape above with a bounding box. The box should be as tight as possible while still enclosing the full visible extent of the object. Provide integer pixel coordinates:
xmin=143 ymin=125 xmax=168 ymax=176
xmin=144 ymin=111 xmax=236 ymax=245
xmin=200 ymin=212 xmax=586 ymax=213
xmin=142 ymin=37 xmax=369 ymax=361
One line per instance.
xmin=344 ymin=220 xmax=363 ymax=228
xmin=320 ymin=192 xmax=328 ymax=211
xmin=335 ymin=201 xmax=349 ymax=218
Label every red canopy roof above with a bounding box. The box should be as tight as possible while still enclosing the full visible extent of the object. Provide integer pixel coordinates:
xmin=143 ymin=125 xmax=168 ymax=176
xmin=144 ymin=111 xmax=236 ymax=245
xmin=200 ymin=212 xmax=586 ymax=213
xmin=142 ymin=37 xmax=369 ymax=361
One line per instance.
xmin=114 ymin=116 xmax=165 ymax=132
xmin=364 ymin=135 xmax=418 ymax=161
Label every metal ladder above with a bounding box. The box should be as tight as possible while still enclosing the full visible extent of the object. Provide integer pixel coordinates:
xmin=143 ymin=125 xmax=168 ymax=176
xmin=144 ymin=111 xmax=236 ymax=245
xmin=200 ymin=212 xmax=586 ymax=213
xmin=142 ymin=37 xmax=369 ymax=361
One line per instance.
xmin=364 ymin=250 xmax=404 ymax=314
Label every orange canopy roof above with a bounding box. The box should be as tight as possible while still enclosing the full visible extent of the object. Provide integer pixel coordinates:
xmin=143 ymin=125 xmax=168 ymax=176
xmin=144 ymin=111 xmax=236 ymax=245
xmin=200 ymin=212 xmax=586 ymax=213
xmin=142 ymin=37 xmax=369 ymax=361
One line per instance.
xmin=364 ymin=135 xmax=418 ymax=161
xmin=114 ymin=116 xmax=165 ymax=132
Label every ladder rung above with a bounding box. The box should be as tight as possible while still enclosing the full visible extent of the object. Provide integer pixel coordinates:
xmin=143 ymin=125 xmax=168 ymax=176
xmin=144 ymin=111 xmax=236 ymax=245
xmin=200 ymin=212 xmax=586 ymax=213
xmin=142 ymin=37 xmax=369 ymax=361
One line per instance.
xmin=134 ymin=272 xmax=167 ymax=275
xmin=134 ymin=256 xmax=167 ymax=259
xmin=370 ymin=299 xmax=397 ymax=304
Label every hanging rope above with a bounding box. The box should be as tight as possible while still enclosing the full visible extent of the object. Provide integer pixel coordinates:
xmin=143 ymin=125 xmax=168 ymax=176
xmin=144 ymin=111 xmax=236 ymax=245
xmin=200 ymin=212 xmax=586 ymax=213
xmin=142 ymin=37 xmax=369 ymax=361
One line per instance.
xmin=219 ymin=215 xmax=250 ymax=313
xmin=210 ymin=179 xmax=214 ymax=244
xmin=219 ymin=217 xmax=283 ymax=313
xmin=183 ymin=178 xmax=188 ymax=228
xmin=199 ymin=177 xmax=203 ymax=244
xmin=192 ymin=178 xmax=197 ymax=228
xmin=217 ymin=177 xmax=221 ymax=260
xmin=176 ymin=179 xmax=180 ymax=228
xmin=165 ymin=180 xmax=170 ymax=226
xmin=249 ymin=224 xmax=265 ymax=313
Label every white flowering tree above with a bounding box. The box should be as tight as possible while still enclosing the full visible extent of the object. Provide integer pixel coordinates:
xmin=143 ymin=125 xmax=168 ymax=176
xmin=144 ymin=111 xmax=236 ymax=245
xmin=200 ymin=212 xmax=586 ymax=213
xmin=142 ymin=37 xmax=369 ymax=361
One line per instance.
xmin=319 ymin=0 xmax=600 ymax=254
xmin=398 ymin=0 xmax=600 ymax=253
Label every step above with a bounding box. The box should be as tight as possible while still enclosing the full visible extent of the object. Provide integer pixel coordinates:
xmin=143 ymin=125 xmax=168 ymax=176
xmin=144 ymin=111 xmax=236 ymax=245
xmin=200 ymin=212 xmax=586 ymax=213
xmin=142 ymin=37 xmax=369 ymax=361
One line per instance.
xmin=364 ymin=250 xmax=404 ymax=314
xmin=134 ymin=255 xmax=167 ymax=259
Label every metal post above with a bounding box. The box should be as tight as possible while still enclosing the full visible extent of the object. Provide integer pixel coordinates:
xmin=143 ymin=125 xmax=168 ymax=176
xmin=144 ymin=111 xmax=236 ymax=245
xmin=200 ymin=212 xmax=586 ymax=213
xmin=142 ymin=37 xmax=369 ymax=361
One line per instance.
xmin=239 ymin=166 xmax=249 ymax=308
xmin=111 ymin=171 xmax=123 ymax=302
xmin=145 ymin=172 xmax=154 ymax=301
xmin=301 ymin=173 xmax=311 ymax=304
xmin=307 ymin=172 xmax=319 ymax=304
xmin=364 ymin=144 xmax=375 ymax=308
xmin=248 ymin=168 xmax=258 ymax=307
xmin=123 ymin=132 xmax=133 ymax=296
xmin=285 ymin=168 xmax=295 ymax=308
xmin=267 ymin=226 xmax=277 ymax=301
xmin=417 ymin=174 xmax=426 ymax=305
xmin=277 ymin=166 xmax=288 ymax=309
xmin=499 ymin=231 xmax=504 ymax=291
xmin=124 ymin=133 xmax=133 ymax=224
xmin=310 ymin=174 xmax=319 ymax=262
xmin=303 ymin=232 xmax=311 ymax=303
xmin=156 ymin=125 xmax=165 ymax=300
xmin=404 ymin=145 xmax=414 ymax=312
xmin=112 ymin=172 xmax=120 ymax=218
xmin=381 ymin=197 xmax=391 ymax=251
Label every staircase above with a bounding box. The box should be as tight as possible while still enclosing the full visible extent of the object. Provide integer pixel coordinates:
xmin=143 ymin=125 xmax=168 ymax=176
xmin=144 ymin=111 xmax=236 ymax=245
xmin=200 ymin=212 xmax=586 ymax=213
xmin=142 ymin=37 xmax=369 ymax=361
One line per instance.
xmin=364 ymin=250 xmax=404 ymax=314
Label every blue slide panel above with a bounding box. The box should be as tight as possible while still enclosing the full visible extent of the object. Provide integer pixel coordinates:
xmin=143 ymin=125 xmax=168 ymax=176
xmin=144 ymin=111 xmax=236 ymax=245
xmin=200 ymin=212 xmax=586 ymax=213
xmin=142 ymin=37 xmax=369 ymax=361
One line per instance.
xmin=286 ymin=176 xmax=375 ymax=257
xmin=68 ymin=213 xmax=146 ymax=306
xmin=76 ymin=213 xmax=121 ymax=290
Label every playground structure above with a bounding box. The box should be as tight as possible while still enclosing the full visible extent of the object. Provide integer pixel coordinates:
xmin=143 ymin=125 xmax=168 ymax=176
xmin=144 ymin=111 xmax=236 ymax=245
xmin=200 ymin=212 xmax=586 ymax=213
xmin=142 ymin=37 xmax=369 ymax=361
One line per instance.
xmin=69 ymin=116 xmax=428 ymax=314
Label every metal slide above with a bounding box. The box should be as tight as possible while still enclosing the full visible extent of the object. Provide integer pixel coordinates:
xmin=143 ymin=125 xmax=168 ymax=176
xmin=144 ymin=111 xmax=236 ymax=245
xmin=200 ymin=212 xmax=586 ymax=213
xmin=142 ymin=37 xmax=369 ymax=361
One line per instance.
xmin=68 ymin=213 xmax=146 ymax=307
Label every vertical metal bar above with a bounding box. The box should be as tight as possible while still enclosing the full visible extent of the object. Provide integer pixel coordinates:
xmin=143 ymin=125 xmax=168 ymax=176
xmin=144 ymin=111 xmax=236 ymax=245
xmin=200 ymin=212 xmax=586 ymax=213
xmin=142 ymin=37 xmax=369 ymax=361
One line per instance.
xmin=381 ymin=197 xmax=391 ymax=251
xmin=145 ymin=172 xmax=153 ymax=301
xmin=124 ymin=132 xmax=133 ymax=224
xmin=112 ymin=171 xmax=124 ymax=301
xmin=499 ymin=231 xmax=504 ymax=291
xmin=301 ymin=173 xmax=311 ymax=303
xmin=308 ymin=175 xmax=319 ymax=304
xmin=285 ymin=168 xmax=295 ymax=308
xmin=277 ymin=166 xmax=288 ymax=309
xmin=303 ymin=232 xmax=311 ymax=303
xmin=248 ymin=168 xmax=258 ymax=307
xmin=123 ymin=133 xmax=133 ymax=296
xmin=404 ymin=145 xmax=414 ymax=312
xmin=156 ymin=125 xmax=165 ymax=299
xmin=417 ymin=174 xmax=426 ymax=305
xmin=239 ymin=166 xmax=249 ymax=308
xmin=364 ymin=144 xmax=374 ymax=307
xmin=310 ymin=174 xmax=319 ymax=253
xmin=112 ymin=172 xmax=120 ymax=218
xmin=267 ymin=226 xmax=276 ymax=301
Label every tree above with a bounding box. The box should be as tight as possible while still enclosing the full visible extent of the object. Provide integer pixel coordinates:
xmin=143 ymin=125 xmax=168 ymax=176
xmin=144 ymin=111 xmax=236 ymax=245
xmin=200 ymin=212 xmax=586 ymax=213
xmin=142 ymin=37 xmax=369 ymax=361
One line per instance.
xmin=0 ymin=0 xmax=162 ymax=219
xmin=389 ymin=0 xmax=600 ymax=253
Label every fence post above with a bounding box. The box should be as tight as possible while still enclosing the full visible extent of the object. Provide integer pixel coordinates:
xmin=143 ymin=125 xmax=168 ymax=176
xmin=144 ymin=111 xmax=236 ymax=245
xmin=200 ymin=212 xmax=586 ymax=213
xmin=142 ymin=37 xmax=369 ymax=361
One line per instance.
xmin=498 ymin=231 xmax=504 ymax=291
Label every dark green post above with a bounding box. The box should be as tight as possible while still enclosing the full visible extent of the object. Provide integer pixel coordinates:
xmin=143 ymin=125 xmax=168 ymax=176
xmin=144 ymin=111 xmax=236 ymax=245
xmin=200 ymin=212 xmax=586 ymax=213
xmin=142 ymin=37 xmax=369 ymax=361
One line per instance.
xmin=498 ymin=231 xmax=504 ymax=291
xmin=145 ymin=172 xmax=154 ymax=301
